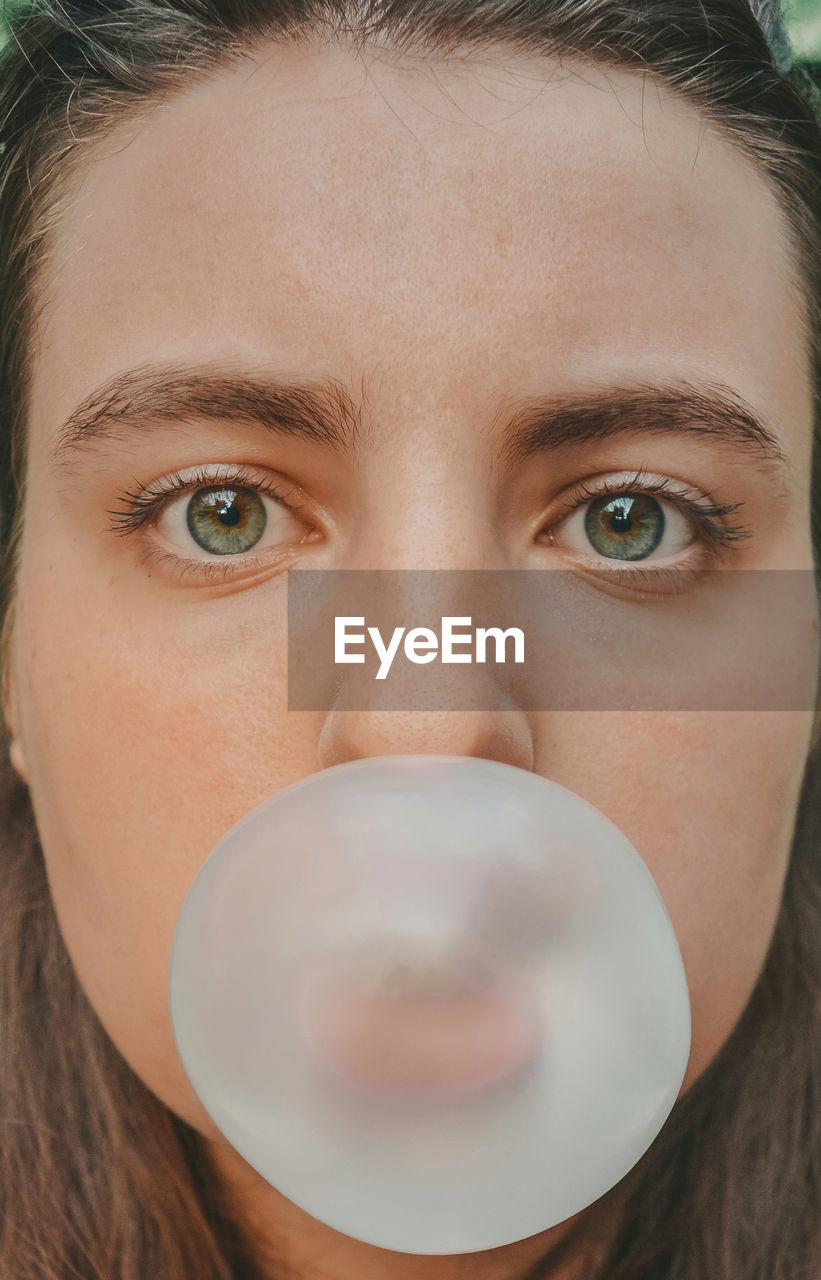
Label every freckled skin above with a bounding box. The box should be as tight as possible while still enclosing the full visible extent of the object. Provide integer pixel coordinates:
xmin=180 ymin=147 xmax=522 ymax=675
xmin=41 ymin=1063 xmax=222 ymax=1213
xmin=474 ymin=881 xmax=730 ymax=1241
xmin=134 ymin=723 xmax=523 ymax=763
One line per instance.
xmin=3 ymin=42 xmax=818 ymax=1280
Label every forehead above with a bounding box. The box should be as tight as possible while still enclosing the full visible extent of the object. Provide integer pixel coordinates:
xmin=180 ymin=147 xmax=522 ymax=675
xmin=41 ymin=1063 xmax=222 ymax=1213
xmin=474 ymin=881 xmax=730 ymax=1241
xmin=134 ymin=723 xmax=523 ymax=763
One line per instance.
xmin=33 ymin=40 xmax=809 ymax=449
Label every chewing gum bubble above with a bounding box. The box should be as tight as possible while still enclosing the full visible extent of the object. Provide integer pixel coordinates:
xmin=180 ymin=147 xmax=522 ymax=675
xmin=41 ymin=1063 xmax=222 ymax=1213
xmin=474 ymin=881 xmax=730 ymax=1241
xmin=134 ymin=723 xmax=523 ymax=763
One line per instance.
xmin=168 ymin=755 xmax=691 ymax=1254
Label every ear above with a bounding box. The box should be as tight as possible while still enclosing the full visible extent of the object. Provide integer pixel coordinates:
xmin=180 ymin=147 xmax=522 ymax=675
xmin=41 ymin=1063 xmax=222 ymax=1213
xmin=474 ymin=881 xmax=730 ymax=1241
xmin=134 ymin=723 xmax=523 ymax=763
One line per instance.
xmin=9 ymin=736 xmax=29 ymax=784
xmin=2 ymin=660 xmax=29 ymax=785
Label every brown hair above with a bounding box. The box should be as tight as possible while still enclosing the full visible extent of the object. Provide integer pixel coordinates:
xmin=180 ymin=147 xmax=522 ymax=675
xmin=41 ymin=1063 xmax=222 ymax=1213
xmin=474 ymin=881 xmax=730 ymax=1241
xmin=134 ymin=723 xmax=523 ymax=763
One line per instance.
xmin=0 ymin=1 xmax=819 ymax=1276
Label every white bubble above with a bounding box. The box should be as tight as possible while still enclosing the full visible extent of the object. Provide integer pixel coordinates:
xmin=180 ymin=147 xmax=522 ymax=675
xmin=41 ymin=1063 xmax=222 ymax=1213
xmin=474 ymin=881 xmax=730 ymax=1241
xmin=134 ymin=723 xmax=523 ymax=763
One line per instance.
xmin=168 ymin=755 xmax=691 ymax=1254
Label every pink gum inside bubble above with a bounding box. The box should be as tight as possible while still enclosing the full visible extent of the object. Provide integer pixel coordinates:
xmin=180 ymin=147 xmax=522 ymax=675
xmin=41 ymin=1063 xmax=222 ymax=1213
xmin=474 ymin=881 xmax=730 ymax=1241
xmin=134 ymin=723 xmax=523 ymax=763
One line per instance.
xmin=293 ymin=948 xmax=542 ymax=1101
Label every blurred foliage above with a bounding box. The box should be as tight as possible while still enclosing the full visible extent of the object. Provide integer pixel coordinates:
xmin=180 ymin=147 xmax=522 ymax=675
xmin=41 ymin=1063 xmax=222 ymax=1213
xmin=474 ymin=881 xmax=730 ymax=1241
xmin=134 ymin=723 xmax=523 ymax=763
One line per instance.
xmin=0 ymin=0 xmax=24 ymax=42
xmin=790 ymin=0 xmax=821 ymax=61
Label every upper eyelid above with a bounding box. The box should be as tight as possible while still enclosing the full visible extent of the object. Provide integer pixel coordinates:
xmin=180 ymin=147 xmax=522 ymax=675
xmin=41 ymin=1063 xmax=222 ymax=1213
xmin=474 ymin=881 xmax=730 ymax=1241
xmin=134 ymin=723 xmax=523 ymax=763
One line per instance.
xmin=553 ymin=470 xmax=747 ymax=519
xmin=106 ymin=463 xmax=307 ymax=533
xmin=558 ymin=470 xmax=718 ymax=503
xmin=544 ymin=470 xmax=752 ymax=551
xmin=153 ymin=463 xmax=299 ymax=501
xmin=160 ymin=472 xmax=307 ymax=514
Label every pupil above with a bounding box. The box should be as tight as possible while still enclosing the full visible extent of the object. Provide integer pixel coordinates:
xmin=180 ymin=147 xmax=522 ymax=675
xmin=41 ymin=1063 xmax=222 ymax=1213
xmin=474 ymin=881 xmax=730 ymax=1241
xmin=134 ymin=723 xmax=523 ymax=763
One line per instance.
xmin=609 ymin=504 xmax=633 ymax=533
xmin=218 ymin=500 xmax=242 ymax=528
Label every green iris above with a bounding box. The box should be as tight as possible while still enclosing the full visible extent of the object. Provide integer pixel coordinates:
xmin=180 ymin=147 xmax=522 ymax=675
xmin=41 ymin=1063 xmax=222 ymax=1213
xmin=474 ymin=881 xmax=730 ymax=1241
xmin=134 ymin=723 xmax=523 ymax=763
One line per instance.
xmin=186 ymin=486 xmax=267 ymax=555
xmin=584 ymin=493 xmax=664 ymax=561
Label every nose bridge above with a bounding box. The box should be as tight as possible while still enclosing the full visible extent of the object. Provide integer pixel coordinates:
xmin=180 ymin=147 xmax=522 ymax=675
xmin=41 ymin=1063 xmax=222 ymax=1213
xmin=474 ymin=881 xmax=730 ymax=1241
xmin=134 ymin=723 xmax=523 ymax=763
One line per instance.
xmin=311 ymin=394 xmax=535 ymax=770
xmin=347 ymin=397 xmax=499 ymax=572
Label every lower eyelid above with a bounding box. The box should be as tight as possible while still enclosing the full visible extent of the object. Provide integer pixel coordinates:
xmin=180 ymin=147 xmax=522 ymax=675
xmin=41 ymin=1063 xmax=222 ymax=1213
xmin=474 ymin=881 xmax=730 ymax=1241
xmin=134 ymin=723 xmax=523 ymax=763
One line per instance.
xmin=137 ymin=540 xmax=305 ymax=585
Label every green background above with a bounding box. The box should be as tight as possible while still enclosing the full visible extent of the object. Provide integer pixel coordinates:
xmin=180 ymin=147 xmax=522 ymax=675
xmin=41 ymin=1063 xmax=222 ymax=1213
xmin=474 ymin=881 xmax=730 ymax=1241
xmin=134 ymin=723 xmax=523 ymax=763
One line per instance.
xmin=790 ymin=0 xmax=821 ymax=61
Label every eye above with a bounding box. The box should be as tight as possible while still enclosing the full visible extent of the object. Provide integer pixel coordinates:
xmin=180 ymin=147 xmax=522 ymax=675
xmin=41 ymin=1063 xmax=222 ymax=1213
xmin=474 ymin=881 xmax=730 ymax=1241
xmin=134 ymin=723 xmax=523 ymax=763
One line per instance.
xmin=551 ymin=489 xmax=694 ymax=562
xmin=163 ymin=485 xmax=292 ymax=557
xmin=107 ymin=464 xmax=317 ymax=575
xmin=543 ymin=473 xmax=748 ymax=566
xmin=156 ymin=483 xmax=312 ymax=562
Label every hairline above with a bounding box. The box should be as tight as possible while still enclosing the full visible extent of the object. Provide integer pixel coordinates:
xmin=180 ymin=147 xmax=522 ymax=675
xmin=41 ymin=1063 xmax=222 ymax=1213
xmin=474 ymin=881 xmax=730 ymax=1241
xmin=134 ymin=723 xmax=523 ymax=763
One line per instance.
xmin=21 ymin=32 xmax=820 ymax=401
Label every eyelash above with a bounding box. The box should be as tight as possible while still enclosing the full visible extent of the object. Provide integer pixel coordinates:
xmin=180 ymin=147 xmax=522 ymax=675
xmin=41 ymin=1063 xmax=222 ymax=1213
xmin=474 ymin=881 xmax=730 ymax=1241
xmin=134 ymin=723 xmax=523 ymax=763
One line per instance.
xmin=106 ymin=463 xmax=751 ymax=582
xmin=107 ymin=463 xmax=305 ymax=534
xmin=551 ymin=468 xmax=750 ymax=557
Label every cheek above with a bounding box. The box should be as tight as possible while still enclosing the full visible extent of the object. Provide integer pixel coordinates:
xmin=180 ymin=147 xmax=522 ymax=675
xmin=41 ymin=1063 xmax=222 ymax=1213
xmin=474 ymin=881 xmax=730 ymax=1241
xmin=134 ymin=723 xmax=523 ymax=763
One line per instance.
xmin=9 ymin=558 xmax=324 ymax=1129
xmin=534 ymin=711 xmax=811 ymax=1089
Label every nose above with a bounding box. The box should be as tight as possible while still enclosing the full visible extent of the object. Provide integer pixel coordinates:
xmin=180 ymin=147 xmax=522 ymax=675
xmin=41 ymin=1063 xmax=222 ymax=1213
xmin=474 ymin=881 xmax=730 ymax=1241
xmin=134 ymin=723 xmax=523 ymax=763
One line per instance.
xmin=312 ymin=444 xmax=536 ymax=771
xmin=315 ymin=603 xmax=535 ymax=769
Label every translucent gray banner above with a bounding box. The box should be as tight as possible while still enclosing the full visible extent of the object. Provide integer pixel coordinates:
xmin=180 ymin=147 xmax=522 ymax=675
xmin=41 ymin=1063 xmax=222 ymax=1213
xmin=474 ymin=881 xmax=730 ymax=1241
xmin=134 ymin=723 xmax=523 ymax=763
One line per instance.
xmin=287 ymin=570 xmax=820 ymax=711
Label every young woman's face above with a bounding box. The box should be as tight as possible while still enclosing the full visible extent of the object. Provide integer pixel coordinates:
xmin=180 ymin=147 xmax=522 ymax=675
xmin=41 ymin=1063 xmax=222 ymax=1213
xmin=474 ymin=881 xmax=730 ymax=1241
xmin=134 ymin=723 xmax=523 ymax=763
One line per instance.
xmin=3 ymin=40 xmax=818 ymax=1270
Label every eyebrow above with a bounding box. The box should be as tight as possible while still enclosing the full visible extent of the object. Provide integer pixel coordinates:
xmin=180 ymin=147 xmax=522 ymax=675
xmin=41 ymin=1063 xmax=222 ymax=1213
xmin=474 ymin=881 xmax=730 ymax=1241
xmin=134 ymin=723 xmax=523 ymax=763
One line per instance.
xmin=52 ymin=365 xmax=364 ymax=466
xmin=499 ymin=379 xmax=789 ymax=481
xmin=51 ymin=363 xmax=790 ymax=486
